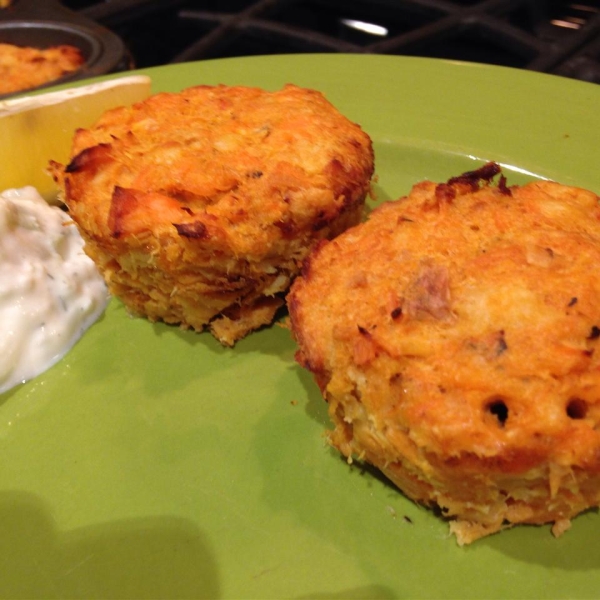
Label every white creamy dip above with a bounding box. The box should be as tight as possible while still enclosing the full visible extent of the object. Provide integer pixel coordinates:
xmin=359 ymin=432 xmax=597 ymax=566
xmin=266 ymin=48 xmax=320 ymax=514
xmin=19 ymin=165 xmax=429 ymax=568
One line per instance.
xmin=0 ymin=186 xmax=108 ymax=394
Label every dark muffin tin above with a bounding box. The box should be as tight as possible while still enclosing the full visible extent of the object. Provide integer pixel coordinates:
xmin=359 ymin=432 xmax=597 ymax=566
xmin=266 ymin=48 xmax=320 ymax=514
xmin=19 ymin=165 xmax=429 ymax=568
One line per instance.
xmin=0 ymin=0 xmax=131 ymax=98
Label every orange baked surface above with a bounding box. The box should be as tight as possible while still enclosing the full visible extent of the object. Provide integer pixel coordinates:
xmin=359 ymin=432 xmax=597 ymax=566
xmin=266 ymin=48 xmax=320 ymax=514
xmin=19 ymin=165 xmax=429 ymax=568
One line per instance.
xmin=288 ymin=163 xmax=600 ymax=544
xmin=51 ymin=83 xmax=373 ymax=345
xmin=0 ymin=43 xmax=84 ymax=95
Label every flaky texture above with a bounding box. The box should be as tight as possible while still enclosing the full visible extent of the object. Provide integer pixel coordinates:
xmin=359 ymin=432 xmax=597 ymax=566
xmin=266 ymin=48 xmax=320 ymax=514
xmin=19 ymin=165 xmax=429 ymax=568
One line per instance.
xmin=51 ymin=84 xmax=373 ymax=345
xmin=0 ymin=43 xmax=84 ymax=95
xmin=288 ymin=163 xmax=600 ymax=544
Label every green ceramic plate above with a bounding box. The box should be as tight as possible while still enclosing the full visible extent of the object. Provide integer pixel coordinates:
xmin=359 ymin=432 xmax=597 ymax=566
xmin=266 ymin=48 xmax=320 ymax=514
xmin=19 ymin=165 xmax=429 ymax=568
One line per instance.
xmin=1 ymin=54 xmax=599 ymax=599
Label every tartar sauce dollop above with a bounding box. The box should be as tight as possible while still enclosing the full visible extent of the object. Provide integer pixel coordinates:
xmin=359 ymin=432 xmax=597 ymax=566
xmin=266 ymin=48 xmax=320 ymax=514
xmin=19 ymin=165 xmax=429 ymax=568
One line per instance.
xmin=0 ymin=186 xmax=109 ymax=394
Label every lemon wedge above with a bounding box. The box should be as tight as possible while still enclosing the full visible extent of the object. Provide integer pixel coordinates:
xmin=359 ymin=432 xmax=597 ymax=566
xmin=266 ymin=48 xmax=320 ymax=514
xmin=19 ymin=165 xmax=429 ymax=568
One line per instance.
xmin=0 ymin=74 xmax=152 ymax=202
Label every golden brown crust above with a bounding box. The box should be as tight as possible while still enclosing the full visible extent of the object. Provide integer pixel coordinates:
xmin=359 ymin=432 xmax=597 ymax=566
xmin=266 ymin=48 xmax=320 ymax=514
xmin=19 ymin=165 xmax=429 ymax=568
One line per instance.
xmin=0 ymin=43 xmax=84 ymax=95
xmin=288 ymin=163 xmax=600 ymax=544
xmin=51 ymin=84 xmax=373 ymax=344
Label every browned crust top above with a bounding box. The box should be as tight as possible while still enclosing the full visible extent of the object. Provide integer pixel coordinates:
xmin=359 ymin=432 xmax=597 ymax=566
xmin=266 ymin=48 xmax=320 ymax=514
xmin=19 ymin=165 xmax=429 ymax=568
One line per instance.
xmin=288 ymin=164 xmax=600 ymax=472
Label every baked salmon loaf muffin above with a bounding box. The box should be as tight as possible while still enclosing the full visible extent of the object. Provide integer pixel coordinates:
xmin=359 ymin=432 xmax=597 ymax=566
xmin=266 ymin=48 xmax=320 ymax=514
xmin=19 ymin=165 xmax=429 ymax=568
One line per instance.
xmin=288 ymin=162 xmax=600 ymax=544
xmin=51 ymin=84 xmax=373 ymax=345
xmin=0 ymin=43 xmax=84 ymax=95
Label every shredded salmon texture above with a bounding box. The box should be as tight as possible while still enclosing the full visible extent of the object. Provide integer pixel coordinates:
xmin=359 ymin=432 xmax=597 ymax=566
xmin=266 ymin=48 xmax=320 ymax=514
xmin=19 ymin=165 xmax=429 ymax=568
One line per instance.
xmin=51 ymin=84 xmax=374 ymax=345
xmin=288 ymin=163 xmax=600 ymax=544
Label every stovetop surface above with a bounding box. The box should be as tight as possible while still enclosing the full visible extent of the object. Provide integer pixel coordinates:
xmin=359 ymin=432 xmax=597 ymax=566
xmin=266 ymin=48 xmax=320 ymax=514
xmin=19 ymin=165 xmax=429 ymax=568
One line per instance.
xmin=61 ymin=0 xmax=600 ymax=84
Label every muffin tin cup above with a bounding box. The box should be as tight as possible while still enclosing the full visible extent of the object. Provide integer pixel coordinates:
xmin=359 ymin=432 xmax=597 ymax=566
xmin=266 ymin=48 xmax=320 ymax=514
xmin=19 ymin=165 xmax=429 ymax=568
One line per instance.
xmin=0 ymin=0 xmax=131 ymax=98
